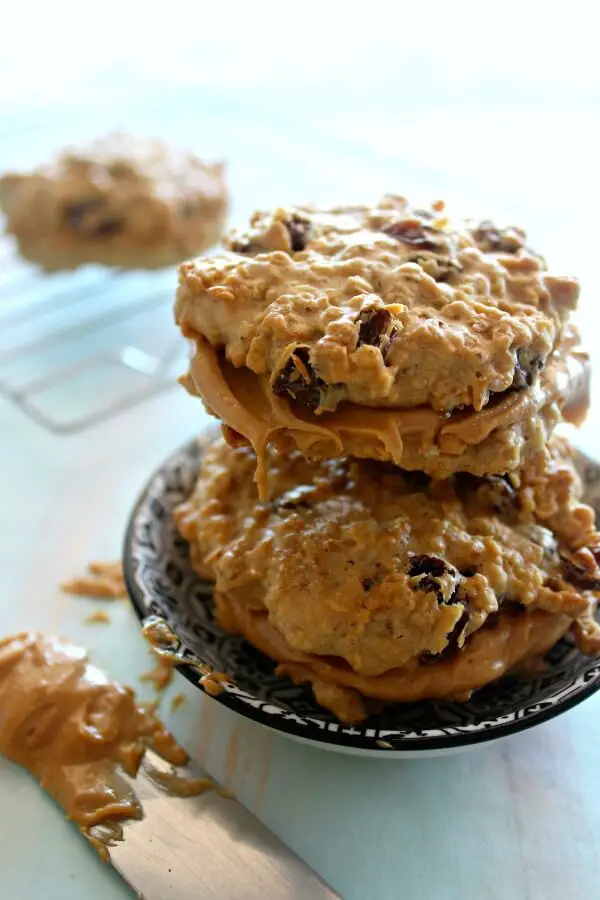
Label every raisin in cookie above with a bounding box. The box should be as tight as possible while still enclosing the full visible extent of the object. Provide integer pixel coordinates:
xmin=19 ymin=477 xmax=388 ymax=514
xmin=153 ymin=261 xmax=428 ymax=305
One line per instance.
xmin=174 ymin=434 xmax=600 ymax=723
xmin=0 ymin=133 xmax=227 ymax=270
xmin=175 ymin=196 xmax=579 ymax=415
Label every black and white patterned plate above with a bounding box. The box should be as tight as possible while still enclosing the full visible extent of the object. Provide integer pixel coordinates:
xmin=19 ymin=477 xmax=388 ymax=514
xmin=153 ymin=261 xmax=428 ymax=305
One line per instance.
xmin=123 ymin=438 xmax=600 ymax=756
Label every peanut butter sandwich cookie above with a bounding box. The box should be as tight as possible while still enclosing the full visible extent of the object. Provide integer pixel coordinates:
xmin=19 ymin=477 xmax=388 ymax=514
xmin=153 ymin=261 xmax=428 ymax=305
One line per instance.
xmin=175 ymin=434 xmax=600 ymax=724
xmin=175 ymin=196 xmax=585 ymax=492
xmin=0 ymin=133 xmax=228 ymax=270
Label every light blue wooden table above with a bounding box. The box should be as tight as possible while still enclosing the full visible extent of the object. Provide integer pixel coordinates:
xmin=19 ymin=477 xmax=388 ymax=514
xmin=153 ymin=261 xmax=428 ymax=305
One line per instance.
xmin=1 ymin=6 xmax=600 ymax=897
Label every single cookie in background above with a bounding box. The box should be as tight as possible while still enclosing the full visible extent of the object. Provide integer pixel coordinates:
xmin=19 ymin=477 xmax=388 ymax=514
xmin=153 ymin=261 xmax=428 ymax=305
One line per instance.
xmin=175 ymin=196 xmax=585 ymax=491
xmin=0 ymin=133 xmax=228 ymax=271
xmin=174 ymin=433 xmax=600 ymax=724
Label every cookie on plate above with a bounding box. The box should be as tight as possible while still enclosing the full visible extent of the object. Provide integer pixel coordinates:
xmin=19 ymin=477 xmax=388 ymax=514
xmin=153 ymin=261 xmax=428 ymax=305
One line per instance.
xmin=176 ymin=196 xmax=579 ymax=412
xmin=179 ymin=324 xmax=588 ymax=495
xmin=0 ymin=133 xmax=227 ymax=270
xmin=175 ymin=197 xmax=585 ymax=490
xmin=174 ymin=433 xmax=600 ymax=724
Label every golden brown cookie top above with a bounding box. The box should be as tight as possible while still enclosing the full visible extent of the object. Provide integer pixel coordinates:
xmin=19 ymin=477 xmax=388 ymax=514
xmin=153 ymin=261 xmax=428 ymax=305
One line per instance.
xmin=175 ymin=434 xmax=599 ymax=678
xmin=176 ymin=195 xmax=579 ymax=413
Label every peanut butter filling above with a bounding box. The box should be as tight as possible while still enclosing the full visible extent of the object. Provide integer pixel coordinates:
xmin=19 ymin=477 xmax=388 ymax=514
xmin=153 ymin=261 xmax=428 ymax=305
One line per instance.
xmin=218 ymin=598 xmax=572 ymax=724
xmin=182 ymin=330 xmax=588 ymax=499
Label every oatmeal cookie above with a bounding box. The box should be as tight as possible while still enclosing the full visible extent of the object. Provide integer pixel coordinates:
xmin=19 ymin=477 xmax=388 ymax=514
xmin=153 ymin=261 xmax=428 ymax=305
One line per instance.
xmin=175 ymin=196 xmax=579 ymax=414
xmin=180 ymin=327 xmax=588 ymax=496
xmin=174 ymin=434 xmax=600 ymax=723
xmin=0 ymin=133 xmax=227 ymax=270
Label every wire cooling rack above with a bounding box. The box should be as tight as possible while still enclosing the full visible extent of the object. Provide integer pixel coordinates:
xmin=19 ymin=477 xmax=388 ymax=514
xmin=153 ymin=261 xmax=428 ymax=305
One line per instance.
xmin=0 ymin=244 xmax=185 ymax=432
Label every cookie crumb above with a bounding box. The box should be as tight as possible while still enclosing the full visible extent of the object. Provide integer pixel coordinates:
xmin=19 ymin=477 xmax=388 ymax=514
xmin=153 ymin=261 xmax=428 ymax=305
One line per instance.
xmin=85 ymin=610 xmax=111 ymax=625
xmin=216 ymin=787 xmax=235 ymax=799
xmin=170 ymin=693 xmax=186 ymax=712
xmin=199 ymin=671 xmax=230 ymax=696
xmin=62 ymin=561 xmax=126 ymax=599
xmin=140 ymin=651 xmax=176 ymax=692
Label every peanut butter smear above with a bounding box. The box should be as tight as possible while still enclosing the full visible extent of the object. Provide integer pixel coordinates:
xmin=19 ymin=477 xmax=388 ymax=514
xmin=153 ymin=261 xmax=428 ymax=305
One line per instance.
xmin=0 ymin=633 xmax=187 ymax=840
xmin=144 ymin=765 xmax=215 ymax=798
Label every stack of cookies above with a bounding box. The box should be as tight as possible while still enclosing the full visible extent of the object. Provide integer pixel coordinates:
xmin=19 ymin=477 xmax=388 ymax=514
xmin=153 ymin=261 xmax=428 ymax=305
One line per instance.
xmin=172 ymin=195 xmax=600 ymax=724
